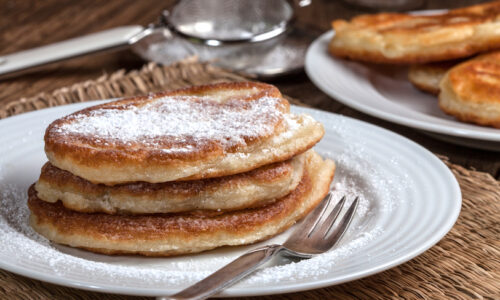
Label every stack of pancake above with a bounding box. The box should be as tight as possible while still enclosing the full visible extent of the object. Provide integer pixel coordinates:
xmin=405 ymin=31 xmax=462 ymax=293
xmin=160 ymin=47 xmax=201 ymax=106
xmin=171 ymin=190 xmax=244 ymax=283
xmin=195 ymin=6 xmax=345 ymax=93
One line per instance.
xmin=329 ymin=0 xmax=500 ymax=128
xmin=28 ymin=82 xmax=336 ymax=256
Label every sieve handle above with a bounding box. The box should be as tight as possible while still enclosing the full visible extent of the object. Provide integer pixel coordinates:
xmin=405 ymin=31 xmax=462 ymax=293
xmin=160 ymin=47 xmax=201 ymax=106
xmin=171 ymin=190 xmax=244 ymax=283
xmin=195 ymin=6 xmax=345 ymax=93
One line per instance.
xmin=0 ymin=26 xmax=144 ymax=79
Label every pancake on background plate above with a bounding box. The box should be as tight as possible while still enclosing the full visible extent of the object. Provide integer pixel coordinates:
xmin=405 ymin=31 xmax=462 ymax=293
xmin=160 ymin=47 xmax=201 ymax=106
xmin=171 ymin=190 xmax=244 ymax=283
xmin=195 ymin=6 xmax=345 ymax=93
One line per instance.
xmin=439 ymin=51 xmax=500 ymax=128
xmin=408 ymin=60 xmax=462 ymax=95
xmin=329 ymin=1 xmax=500 ymax=64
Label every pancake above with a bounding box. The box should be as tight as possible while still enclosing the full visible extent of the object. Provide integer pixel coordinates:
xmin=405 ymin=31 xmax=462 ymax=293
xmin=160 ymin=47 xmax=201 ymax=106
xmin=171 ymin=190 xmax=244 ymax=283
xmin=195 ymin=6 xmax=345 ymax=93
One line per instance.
xmin=34 ymin=152 xmax=305 ymax=214
xmin=408 ymin=61 xmax=459 ymax=95
xmin=439 ymin=51 xmax=500 ymax=128
xmin=28 ymin=151 xmax=335 ymax=256
xmin=44 ymin=82 xmax=324 ymax=185
xmin=329 ymin=1 xmax=500 ymax=64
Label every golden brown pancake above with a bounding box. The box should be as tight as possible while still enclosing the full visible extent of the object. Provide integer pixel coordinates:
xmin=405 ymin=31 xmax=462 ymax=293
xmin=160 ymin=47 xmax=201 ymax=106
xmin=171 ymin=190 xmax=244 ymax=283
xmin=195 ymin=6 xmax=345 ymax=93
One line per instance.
xmin=408 ymin=61 xmax=460 ymax=95
xmin=329 ymin=1 xmax=500 ymax=64
xmin=439 ymin=51 xmax=500 ymax=128
xmin=28 ymin=151 xmax=335 ymax=256
xmin=44 ymin=82 xmax=324 ymax=185
xmin=34 ymin=152 xmax=306 ymax=214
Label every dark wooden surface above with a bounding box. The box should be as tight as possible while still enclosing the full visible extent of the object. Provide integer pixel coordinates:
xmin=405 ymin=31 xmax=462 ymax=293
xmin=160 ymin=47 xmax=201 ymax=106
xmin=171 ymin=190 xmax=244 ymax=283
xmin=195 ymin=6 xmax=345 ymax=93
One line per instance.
xmin=0 ymin=0 xmax=497 ymax=299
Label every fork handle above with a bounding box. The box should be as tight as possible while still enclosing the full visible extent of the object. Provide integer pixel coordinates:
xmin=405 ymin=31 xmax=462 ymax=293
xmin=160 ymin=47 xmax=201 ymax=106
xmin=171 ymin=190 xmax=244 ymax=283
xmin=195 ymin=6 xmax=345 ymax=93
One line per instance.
xmin=158 ymin=244 xmax=283 ymax=300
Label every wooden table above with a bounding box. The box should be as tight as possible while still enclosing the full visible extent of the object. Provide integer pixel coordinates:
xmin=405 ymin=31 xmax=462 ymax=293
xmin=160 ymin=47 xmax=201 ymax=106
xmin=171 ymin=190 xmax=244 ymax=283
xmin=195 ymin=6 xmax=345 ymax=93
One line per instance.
xmin=0 ymin=0 xmax=497 ymax=299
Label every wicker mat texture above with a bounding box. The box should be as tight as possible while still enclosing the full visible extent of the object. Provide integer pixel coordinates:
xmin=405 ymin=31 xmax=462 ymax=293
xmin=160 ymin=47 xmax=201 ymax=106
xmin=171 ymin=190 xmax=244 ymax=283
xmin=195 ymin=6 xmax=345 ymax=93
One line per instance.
xmin=0 ymin=60 xmax=498 ymax=300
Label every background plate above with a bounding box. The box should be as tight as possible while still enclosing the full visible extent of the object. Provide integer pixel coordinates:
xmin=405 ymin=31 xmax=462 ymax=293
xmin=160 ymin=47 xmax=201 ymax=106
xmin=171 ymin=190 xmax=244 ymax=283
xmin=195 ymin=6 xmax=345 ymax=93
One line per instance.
xmin=305 ymin=31 xmax=500 ymax=151
xmin=0 ymin=102 xmax=461 ymax=297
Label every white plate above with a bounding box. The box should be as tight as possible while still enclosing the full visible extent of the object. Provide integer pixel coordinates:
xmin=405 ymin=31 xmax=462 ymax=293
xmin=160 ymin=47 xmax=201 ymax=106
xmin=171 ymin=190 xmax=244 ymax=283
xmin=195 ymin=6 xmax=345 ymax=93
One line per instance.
xmin=305 ymin=30 xmax=500 ymax=151
xmin=0 ymin=102 xmax=461 ymax=297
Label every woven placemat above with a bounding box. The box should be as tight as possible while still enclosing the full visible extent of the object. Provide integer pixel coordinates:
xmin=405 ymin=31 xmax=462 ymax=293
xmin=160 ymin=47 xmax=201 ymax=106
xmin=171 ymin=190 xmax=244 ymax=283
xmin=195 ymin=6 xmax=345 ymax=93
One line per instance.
xmin=0 ymin=57 xmax=302 ymax=119
xmin=0 ymin=60 xmax=498 ymax=300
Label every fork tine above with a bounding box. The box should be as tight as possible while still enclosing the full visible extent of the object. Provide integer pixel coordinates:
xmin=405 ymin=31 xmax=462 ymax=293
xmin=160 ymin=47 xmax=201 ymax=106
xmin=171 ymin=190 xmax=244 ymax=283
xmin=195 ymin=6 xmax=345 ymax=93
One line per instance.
xmin=287 ymin=192 xmax=334 ymax=242
xmin=308 ymin=195 xmax=347 ymax=239
xmin=323 ymin=196 xmax=359 ymax=249
xmin=307 ymin=194 xmax=342 ymax=237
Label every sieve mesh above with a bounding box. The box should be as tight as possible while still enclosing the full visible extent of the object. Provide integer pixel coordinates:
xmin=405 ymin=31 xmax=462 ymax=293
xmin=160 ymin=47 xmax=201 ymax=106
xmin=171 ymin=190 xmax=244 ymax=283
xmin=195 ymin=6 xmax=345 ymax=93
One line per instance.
xmin=169 ymin=0 xmax=293 ymax=41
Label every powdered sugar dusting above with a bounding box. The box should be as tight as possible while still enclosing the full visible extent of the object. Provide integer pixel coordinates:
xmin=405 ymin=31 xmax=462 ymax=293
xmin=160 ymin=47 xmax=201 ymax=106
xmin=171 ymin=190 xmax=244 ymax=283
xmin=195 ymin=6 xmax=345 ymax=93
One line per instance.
xmin=52 ymin=96 xmax=286 ymax=151
xmin=0 ymin=107 xmax=423 ymax=292
xmin=0 ymin=169 xmax=383 ymax=288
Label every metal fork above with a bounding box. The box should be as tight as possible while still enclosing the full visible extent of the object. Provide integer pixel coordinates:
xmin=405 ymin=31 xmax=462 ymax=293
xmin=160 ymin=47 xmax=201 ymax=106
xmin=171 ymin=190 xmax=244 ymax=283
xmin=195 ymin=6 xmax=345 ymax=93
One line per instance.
xmin=159 ymin=193 xmax=359 ymax=300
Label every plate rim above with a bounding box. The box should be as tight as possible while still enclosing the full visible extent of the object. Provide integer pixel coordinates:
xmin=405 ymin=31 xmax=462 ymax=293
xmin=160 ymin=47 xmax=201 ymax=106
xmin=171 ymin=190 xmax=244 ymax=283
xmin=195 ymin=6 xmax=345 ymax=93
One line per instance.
xmin=305 ymin=30 xmax=500 ymax=142
xmin=0 ymin=102 xmax=462 ymax=297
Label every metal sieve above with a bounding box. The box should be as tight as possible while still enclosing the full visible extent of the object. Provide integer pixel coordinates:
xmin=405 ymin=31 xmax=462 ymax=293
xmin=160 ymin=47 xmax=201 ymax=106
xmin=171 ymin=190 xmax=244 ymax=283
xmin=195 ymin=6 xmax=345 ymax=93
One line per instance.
xmin=164 ymin=0 xmax=294 ymax=45
xmin=0 ymin=0 xmax=312 ymax=79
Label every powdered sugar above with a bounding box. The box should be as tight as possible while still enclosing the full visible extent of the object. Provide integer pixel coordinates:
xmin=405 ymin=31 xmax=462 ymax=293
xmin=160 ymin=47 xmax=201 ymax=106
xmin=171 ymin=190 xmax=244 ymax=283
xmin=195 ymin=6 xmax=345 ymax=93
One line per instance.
xmin=0 ymin=105 xmax=428 ymax=293
xmin=53 ymin=96 xmax=286 ymax=151
xmin=0 ymin=137 xmax=395 ymax=289
xmin=0 ymin=172 xmax=381 ymax=288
